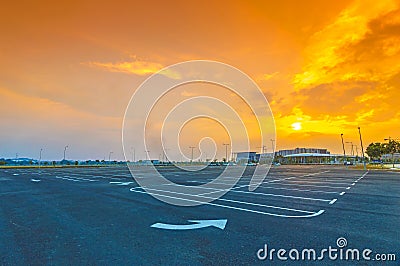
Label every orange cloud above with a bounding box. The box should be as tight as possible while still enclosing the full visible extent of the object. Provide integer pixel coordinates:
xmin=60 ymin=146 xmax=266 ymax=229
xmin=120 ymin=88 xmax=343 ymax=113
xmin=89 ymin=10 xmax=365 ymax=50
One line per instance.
xmin=286 ymin=0 xmax=400 ymax=128
xmin=84 ymin=60 xmax=163 ymax=76
xmin=84 ymin=59 xmax=183 ymax=80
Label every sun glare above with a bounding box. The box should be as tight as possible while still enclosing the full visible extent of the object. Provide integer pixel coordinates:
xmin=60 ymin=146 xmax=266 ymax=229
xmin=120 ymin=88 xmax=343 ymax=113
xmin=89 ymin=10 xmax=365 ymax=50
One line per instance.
xmin=291 ymin=122 xmax=302 ymax=131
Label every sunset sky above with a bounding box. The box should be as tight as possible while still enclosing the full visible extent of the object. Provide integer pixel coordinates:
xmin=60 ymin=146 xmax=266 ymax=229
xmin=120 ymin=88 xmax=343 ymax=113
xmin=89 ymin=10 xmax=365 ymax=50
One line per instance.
xmin=1 ymin=0 xmax=399 ymax=161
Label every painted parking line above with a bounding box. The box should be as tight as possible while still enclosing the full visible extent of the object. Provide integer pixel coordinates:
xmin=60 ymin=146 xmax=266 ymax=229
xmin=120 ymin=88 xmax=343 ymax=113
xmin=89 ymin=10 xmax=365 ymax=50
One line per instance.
xmin=138 ymin=184 xmax=333 ymax=203
xmin=211 ymin=189 xmax=332 ymax=202
xmin=129 ymin=187 xmax=325 ymax=218
xmin=54 ymin=176 xmax=98 ymax=182
xmin=327 ymin=170 xmax=369 ymax=206
xmin=280 ymin=180 xmax=353 ymax=186
xmin=65 ymin=176 xmax=99 ymax=182
xmin=133 ymin=186 xmax=317 ymax=214
xmin=55 ymin=176 xmax=83 ymax=182
xmin=235 ymin=185 xmax=341 ymax=194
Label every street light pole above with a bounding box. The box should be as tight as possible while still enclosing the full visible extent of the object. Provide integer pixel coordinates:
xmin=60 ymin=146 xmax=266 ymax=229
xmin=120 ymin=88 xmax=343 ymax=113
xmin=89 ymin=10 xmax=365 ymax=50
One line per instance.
xmin=340 ymin=134 xmax=346 ymax=164
xmin=189 ymin=146 xmax=195 ymax=162
xmin=345 ymin=142 xmax=354 ymax=159
xmin=223 ymin=143 xmax=230 ymax=162
xmin=39 ymin=148 xmax=43 ymax=171
xmin=358 ymin=127 xmax=366 ymax=170
xmin=270 ymin=139 xmax=275 ymax=161
xmin=63 ymin=145 xmax=68 ymax=161
xmin=257 ymin=145 xmax=267 ymax=164
xmin=144 ymin=150 xmax=150 ymax=160
xmin=109 ymin=151 xmax=113 ymax=164
xmin=162 ymin=148 xmax=170 ymax=162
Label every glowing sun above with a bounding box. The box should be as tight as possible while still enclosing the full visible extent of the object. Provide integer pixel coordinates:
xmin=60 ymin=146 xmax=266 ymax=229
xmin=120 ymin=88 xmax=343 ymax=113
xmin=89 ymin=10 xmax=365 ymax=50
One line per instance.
xmin=291 ymin=122 xmax=302 ymax=131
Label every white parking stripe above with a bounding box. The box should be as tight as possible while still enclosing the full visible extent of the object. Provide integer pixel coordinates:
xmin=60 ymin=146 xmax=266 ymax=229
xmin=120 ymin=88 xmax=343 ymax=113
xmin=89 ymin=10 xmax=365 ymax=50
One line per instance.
xmin=223 ymin=189 xmax=332 ymax=202
xmin=242 ymin=185 xmax=340 ymax=194
xmin=266 ymin=183 xmax=348 ymax=189
xmin=55 ymin=176 xmax=82 ymax=182
xmin=133 ymin=187 xmax=316 ymax=214
xmin=281 ymin=180 xmax=352 ymax=186
xmin=151 ymin=185 xmax=332 ymax=202
xmin=129 ymin=188 xmax=325 ymax=218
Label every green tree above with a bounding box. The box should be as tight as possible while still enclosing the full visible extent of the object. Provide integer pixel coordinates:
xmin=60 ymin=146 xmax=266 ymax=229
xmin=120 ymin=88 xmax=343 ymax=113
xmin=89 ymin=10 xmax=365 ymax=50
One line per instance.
xmin=365 ymin=142 xmax=383 ymax=160
xmin=382 ymin=139 xmax=400 ymax=168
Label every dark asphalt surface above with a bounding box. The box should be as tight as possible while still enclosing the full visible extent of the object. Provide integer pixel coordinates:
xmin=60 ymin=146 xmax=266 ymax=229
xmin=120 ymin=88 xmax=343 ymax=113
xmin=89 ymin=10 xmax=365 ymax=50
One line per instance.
xmin=0 ymin=165 xmax=399 ymax=265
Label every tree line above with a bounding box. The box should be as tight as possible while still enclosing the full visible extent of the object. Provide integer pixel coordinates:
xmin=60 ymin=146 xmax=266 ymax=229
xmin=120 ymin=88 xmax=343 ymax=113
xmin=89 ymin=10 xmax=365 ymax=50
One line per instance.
xmin=366 ymin=139 xmax=400 ymax=162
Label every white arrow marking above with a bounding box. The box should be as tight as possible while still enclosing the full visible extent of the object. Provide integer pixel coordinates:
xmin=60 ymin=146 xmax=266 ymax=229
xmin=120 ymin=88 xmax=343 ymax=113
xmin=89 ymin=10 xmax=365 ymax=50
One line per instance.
xmin=117 ymin=182 xmax=134 ymax=186
xmin=151 ymin=219 xmax=227 ymax=230
xmin=110 ymin=181 xmax=134 ymax=186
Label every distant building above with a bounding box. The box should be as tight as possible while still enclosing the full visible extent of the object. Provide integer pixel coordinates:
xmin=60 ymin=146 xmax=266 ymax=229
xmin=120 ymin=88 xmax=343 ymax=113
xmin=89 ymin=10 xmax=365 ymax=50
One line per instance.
xmin=233 ymin=148 xmax=353 ymax=164
xmin=276 ymin=148 xmax=330 ymax=157
xmin=236 ymin=152 xmax=257 ymax=163
xmin=382 ymin=153 xmax=400 ymax=160
xmin=275 ymin=148 xmax=356 ymax=164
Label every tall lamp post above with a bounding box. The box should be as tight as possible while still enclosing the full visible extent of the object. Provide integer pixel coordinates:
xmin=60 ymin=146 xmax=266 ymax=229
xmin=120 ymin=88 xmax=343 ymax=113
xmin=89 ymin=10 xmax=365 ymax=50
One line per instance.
xmin=270 ymin=139 xmax=275 ymax=162
xmin=257 ymin=145 xmax=267 ymax=164
xmin=345 ymin=141 xmax=354 ymax=164
xmin=358 ymin=127 xmax=366 ymax=170
xmin=39 ymin=148 xmax=43 ymax=171
xmin=63 ymin=145 xmax=69 ymax=161
xmin=162 ymin=148 xmax=170 ymax=163
xmin=223 ymin=143 xmax=230 ymax=162
xmin=144 ymin=150 xmax=150 ymax=160
xmin=108 ymin=151 xmax=113 ymax=164
xmin=340 ymin=134 xmax=346 ymax=165
xmin=189 ymin=146 xmax=195 ymax=163
xmin=345 ymin=142 xmax=354 ymax=156
xmin=131 ymin=147 xmax=135 ymax=163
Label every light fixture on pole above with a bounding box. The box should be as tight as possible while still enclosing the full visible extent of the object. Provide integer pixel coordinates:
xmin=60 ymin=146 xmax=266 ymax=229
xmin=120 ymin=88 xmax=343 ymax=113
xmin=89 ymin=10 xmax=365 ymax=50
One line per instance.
xmin=357 ymin=127 xmax=366 ymax=170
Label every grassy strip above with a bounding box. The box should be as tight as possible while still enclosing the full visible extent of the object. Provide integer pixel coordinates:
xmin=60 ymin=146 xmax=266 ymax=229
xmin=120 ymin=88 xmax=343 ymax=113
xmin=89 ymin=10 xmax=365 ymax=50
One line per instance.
xmin=350 ymin=164 xmax=399 ymax=170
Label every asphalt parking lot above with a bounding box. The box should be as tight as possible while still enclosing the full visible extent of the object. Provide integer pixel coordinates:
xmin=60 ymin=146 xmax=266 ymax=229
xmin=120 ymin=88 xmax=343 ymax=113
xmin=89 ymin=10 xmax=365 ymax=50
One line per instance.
xmin=0 ymin=165 xmax=399 ymax=265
